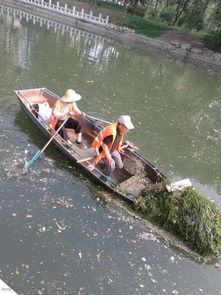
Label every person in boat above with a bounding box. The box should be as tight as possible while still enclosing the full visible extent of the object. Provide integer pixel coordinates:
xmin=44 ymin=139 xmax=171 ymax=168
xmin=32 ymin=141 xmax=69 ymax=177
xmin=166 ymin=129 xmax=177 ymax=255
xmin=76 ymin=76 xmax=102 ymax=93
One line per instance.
xmin=92 ymin=115 xmax=134 ymax=177
xmin=50 ymin=89 xmax=87 ymax=149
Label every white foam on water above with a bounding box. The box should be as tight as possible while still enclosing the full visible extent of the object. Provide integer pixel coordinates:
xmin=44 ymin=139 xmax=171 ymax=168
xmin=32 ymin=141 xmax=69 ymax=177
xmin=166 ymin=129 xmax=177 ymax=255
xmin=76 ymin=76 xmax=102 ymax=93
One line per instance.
xmin=23 ymin=161 xmax=29 ymax=174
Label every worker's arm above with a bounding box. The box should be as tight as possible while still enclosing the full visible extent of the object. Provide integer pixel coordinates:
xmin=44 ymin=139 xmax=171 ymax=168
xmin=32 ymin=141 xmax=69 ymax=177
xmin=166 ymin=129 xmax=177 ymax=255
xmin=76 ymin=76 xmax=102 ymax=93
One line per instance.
xmin=102 ymin=143 xmax=115 ymax=169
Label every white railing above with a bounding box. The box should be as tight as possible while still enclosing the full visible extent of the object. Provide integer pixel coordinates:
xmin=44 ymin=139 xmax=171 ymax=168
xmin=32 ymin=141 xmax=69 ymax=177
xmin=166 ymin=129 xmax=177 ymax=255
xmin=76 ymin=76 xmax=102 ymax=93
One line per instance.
xmin=18 ymin=0 xmax=109 ymax=25
xmin=0 ymin=4 xmax=105 ymax=42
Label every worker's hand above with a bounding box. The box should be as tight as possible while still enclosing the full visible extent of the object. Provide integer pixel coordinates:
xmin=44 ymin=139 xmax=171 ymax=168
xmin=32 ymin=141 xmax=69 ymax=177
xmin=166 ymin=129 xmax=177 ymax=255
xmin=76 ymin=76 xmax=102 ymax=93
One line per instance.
xmin=80 ymin=112 xmax=86 ymax=116
xmin=108 ymin=157 xmax=115 ymax=169
xmin=120 ymin=149 xmax=125 ymax=155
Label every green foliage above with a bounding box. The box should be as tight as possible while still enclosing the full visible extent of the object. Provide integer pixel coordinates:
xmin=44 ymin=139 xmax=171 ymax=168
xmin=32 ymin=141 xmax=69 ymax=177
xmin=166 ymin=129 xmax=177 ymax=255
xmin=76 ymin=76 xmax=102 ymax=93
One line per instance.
xmin=205 ymin=31 xmax=221 ymax=52
xmin=75 ymin=0 xmax=220 ymax=52
xmin=184 ymin=0 xmax=208 ymax=31
xmin=134 ymin=4 xmax=147 ymax=17
xmin=126 ymin=1 xmax=146 ymax=16
xmin=97 ymin=1 xmax=126 ymax=13
xmin=122 ymin=15 xmax=170 ymax=37
xmin=159 ymin=6 xmax=176 ymax=24
xmin=126 ymin=5 xmax=134 ymax=15
xmin=206 ymin=2 xmax=221 ymax=52
xmin=134 ymin=186 xmax=221 ymax=257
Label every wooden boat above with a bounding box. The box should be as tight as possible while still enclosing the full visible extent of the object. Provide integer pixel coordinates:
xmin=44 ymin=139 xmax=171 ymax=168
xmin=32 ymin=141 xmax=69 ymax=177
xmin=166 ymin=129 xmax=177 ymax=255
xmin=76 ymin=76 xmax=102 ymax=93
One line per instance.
xmin=14 ymin=87 xmax=166 ymax=202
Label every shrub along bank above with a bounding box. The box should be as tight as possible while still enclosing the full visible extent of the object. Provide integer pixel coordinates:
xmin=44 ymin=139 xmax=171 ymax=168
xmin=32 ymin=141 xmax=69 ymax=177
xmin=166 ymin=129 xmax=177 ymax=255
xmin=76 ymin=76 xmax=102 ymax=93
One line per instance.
xmin=134 ymin=185 xmax=221 ymax=257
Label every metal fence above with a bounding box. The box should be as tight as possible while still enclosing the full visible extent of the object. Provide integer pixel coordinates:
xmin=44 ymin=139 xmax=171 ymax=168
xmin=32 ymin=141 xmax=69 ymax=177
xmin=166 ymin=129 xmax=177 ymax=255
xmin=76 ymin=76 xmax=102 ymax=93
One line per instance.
xmin=18 ymin=0 xmax=109 ymax=25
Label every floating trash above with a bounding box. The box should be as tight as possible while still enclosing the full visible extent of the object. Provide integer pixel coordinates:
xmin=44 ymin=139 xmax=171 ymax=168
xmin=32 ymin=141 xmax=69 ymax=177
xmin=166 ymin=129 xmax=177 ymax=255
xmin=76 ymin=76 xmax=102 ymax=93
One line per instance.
xmin=135 ymin=186 xmax=221 ymax=257
xmin=2 ymin=152 xmax=29 ymax=178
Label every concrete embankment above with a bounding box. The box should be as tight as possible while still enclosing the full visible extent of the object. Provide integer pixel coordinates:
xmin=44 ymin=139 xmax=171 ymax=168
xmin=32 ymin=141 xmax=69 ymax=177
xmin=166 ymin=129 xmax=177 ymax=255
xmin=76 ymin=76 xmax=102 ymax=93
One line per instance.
xmin=1 ymin=0 xmax=221 ymax=72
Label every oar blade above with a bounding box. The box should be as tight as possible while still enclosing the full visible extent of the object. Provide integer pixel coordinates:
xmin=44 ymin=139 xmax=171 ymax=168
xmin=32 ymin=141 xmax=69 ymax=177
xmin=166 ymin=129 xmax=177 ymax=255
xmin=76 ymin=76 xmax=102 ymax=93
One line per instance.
xmin=25 ymin=150 xmax=41 ymax=169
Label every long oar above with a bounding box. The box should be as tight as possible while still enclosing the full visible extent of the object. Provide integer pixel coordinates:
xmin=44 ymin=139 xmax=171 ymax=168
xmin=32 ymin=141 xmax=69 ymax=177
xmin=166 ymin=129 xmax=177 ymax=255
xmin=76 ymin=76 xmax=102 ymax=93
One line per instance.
xmin=25 ymin=116 xmax=69 ymax=169
xmin=86 ymin=115 xmax=111 ymax=125
xmin=77 ymin=144 xmax=131 ymax=164
xmin=85 ymin=162 xmax=135 ymax=201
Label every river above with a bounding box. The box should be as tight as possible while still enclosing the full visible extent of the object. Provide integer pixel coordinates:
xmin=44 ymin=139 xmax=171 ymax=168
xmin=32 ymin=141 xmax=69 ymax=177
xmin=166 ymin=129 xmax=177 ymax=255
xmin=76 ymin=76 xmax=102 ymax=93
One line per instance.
xmin=0 ymin=5 xmax=221 ymax=295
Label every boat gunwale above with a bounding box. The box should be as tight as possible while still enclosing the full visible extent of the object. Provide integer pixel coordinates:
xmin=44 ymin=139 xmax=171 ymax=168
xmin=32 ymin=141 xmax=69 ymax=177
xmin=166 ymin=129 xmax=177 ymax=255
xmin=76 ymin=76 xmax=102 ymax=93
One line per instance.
xmin=14 ymin=87 xmax=167 ymax=202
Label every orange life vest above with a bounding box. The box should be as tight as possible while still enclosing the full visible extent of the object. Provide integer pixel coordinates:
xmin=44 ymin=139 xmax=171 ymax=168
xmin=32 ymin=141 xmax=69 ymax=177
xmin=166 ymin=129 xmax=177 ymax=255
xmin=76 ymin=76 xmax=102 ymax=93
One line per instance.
xmin=92 ymin=123 xmax=123 ymax=163
xmin=50 ymin=100 xmax=74 ymax=130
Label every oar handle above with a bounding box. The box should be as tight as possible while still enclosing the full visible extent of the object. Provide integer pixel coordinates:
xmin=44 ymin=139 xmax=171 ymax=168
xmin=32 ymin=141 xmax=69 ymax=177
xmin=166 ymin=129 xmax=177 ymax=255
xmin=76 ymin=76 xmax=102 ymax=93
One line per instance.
xmin=81 ymin=159 xmax=118 ymax=187
xmin=99 ymin=170 xmax=118 ymax=186
xmin=77 ymin=156 xmax=94 ymax=163
xmin=86 ymin=115 xmax=111 ymax=125
xmin=36 ymin=115 xmax=69 ymax=159
xmin=26 ymin=116 xmax=70 ymax=168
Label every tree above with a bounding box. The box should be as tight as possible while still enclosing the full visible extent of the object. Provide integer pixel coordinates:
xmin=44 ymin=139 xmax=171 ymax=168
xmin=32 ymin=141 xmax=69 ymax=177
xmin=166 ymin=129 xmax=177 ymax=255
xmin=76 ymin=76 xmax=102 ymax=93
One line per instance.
xmin=185 ymin=0 xmax=211 ymax=31
xmin=126 ymin=0 xmax=147 ymax=15
xmin=153 ymin=0 xmax=161 ymax=14
xmin=172 ymin=0 xmax=191 ymax=26
xmin=207 ymin=1 xmax=221 ymax=51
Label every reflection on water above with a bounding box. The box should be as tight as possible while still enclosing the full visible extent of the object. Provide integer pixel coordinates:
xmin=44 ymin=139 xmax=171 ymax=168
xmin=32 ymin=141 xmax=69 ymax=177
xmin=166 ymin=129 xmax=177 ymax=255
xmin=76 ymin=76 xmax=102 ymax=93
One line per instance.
xmin=0 ymin=4 xmax=119 ymax=73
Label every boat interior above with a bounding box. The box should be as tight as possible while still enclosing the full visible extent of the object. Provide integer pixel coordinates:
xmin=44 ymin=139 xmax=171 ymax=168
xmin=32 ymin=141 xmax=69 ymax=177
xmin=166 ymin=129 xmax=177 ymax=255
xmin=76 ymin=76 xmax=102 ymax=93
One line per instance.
xmin=15 ymin=88 xmax=164 ymax=197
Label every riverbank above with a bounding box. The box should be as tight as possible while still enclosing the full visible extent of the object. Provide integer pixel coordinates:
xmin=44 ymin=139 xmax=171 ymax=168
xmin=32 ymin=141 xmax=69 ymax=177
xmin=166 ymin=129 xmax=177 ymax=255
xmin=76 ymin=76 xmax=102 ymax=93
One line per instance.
xmin=1 ymin=0 xmax=221 ymax=72
xmin=57 ymin=0 xmax=221 ymax=73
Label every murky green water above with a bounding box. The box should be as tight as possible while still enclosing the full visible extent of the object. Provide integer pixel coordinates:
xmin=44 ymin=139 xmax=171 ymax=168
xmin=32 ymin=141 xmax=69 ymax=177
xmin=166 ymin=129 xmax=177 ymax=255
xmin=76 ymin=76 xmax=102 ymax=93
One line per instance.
xmin=1 ymin=4 xmax=221 ymax=295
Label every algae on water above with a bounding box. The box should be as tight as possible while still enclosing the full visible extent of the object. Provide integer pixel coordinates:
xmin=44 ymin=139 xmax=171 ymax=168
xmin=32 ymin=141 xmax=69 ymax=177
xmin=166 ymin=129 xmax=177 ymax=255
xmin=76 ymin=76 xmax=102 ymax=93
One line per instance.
xmin=134 ymin=185 xmax=221 ymax=257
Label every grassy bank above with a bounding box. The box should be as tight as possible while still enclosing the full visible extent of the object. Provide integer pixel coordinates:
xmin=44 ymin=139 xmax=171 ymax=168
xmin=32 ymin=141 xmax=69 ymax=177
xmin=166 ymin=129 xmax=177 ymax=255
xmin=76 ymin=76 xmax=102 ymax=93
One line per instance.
xmin=55 ymin=0 xmax=208 ymax=40
xmin=97 ymin=1 xmax=172 ymax=37
xmin=97 ymin=1 xmax=208 ymax=39
xmin=121 ymin=15 xmax=171 ymax=38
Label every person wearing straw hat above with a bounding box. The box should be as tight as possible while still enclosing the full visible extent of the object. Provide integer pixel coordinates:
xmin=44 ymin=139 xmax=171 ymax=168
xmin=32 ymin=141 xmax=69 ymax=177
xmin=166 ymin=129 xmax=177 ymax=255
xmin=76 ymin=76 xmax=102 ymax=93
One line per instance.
xmin=50 ymin=89 xmax=87 ymax=149
xmin=92 ymin=115 xmax=134 ymax=178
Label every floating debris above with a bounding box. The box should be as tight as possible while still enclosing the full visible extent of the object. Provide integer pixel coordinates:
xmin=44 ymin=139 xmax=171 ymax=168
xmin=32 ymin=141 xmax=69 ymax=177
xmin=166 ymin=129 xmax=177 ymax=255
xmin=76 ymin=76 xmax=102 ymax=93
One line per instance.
xmin=56 ymin=197 xmax=74 ymax=208
xmin=26 ymin=214 xmax=32 ymax=218
xmin=3 ymin=152 xmax=29 ymax=177
xmin=170 ymin=256 xmax=175 ymax=263
xmin=39 ymin=226 xmax=46 ymax=233
xmin=135 ymin=186 xmax=221 ymax=257
xmin=138 ymin=232 xmax=159 ymax=242
xmin=21 ymin=264 xmax=30 ymax=269
xmin=55 ymin=221 xmax=66 ymax=231
xmin=213 ymin=263 xmax=221 ymax=268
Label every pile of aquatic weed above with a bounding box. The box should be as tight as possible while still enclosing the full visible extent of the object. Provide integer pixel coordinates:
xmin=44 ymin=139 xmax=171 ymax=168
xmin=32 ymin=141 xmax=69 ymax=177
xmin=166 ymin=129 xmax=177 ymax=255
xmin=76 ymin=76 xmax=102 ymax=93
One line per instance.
xmin=134 ymin=185 xmax=221 ymax=257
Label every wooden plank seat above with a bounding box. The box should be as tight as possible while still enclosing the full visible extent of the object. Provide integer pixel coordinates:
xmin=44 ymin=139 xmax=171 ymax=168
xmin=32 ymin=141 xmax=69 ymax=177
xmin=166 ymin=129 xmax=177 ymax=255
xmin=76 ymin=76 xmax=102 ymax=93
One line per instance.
xmin=76 ymin=147 xmax=95 ymax=162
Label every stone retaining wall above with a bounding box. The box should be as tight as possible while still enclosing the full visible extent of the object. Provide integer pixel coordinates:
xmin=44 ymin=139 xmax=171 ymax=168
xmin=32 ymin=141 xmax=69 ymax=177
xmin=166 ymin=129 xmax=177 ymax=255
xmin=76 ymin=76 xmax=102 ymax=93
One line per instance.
xmin=1 ymin=0 xmax=221 ymax=72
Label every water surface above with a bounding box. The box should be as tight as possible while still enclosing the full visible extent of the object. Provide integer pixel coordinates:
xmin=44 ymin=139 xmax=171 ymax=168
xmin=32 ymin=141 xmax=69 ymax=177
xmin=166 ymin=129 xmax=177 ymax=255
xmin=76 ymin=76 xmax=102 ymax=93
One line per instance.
xmin=0 ymin=6 xmax=221 ymax=294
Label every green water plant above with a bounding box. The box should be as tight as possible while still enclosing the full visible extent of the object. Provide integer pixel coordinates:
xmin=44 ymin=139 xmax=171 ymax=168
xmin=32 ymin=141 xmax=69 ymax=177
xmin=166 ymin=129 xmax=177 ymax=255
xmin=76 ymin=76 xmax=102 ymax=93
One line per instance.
xmin=134 ymin=185 xmax=221 ymax=257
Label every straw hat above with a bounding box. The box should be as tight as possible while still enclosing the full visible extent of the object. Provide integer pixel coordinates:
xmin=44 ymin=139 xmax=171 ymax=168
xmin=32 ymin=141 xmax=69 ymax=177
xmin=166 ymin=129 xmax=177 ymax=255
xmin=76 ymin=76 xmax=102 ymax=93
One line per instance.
xmin=61 ymin=89 xmax=81 ymax=103
xmin=118 ymin=115 xmax=134 ymax=129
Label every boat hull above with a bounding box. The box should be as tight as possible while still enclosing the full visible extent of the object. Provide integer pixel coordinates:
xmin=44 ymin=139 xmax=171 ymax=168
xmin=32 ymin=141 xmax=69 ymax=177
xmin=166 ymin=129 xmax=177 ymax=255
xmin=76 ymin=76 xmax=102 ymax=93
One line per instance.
xmin=14 ymin=87 xmax=167 ymax=203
